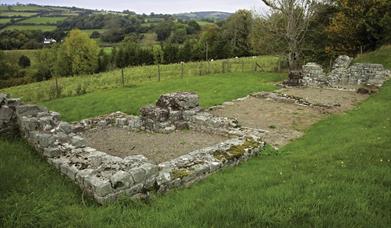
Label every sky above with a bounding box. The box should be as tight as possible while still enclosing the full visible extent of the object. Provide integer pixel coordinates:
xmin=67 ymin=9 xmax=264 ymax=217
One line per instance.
xmin=3 ymin=0 xmax=267 ymax=14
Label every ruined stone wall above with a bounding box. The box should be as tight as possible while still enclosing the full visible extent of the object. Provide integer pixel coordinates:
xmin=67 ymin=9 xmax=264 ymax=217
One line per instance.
xmin=0 ymin=92 xmax=264 ymax=204
xmin=302 ymin=55 xmax=390 ymax=87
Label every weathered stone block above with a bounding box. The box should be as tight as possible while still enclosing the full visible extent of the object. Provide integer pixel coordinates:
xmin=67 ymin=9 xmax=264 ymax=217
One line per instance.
xmin=15 ymin=105 xmax=48 ymax=118
xmin=130 ymin=167 xmax=146 ymax=184
xmin=110 ymin=170 xmax=134 ymax=189
xmin=0 ymin=106 xmax=14 ymax=122
xmin=71 ymin=135 xmax=86 ymax=148
xmin=140 ymin=105 xmax=169 ymax=122
xmin=85 ymin=175 xmax=113 ymax=197
xmin=156 ymin=92 xmax=199 ymax=110
xmin=43 ymin=147 xmax=62 ymax=158
xmin=57 ymin=121 xmax=72 ymax=134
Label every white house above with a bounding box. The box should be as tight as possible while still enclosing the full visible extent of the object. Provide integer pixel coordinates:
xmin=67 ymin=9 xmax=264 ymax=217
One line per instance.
xmin=43 ymin=38 xmax=57 ymax=44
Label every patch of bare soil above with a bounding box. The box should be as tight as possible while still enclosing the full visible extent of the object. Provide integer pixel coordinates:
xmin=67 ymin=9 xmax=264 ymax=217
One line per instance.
xmin=279 ymin=87 xmax=368 ymax=112
xmin=81 ymin=127 xmax=229 ymax=164
xmin=210 ymin=87 xmax=368 ymax=148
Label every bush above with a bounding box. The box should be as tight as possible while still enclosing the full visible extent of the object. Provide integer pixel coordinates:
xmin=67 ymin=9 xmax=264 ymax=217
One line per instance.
xmin=18 ymin=55 xmax=31 ymax=68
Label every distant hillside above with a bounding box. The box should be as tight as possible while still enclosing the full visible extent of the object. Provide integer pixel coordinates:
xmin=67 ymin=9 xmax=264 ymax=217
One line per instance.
xmin=175 ymin=11 xmax=232 ymax=21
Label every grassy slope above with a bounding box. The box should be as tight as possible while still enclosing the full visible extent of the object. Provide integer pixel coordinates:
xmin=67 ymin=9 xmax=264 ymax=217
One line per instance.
xmin=42 ymin=72 xmax=284 ymax=121
xmin=354 ymin=45 xmax=391 ymax=69
xmin=1 ymin=77 xmax=390 ymax=227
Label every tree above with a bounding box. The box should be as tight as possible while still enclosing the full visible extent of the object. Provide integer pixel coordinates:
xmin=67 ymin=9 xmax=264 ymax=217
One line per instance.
xmin=260 ymin=0 xmax=317 ymax=74
xmin=59 ymin=29 xmax=99 ymax=76
xmin=222 ymin=10 xmax=254 ymax=57
xmin=326 ymin=0 xmax=391 ymax=55
xmin=18 ymin=55 xmax=31 ymax=68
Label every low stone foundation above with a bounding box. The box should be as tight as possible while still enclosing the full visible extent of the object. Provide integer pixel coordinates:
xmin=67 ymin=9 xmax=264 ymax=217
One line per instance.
xmin=0 ymin=92 xmax=265 ymax=204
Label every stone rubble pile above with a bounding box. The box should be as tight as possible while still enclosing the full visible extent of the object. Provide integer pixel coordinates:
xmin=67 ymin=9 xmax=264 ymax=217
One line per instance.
xmin=0 ymin=92 xmax=265 ymax=204
xmin=302 ymin=55 xmax=390 ymax=87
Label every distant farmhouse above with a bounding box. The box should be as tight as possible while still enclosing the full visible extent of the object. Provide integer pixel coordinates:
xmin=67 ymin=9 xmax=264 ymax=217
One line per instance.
xmin=43 ymin=38 xmax=57 ymax=44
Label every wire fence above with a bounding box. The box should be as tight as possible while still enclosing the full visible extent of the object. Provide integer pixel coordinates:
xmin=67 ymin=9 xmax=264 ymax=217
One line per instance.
xmin=2 ymin=56 xmax=284 ymax=103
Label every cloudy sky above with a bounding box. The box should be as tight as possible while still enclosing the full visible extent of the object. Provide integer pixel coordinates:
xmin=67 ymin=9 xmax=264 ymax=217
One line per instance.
xmin=3 ymin=0 xmax=267 ymax=14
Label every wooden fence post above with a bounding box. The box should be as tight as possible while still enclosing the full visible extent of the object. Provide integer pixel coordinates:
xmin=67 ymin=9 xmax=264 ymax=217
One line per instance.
xmin=55 ymin=76 xmax=60 ymax=98
xmin=199 ymin=62 xmax=202 ymax=76
xmin=181 ymin=62 xmax=184 ymax=79
xmin=121 ymin=68 xmax=125 ymax=87
xmin=157 ymin=64 xmax=161 ymax=81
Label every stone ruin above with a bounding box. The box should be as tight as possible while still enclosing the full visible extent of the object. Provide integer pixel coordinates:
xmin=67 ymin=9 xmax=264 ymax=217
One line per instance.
xmin=0 ymin=92 xmax=265 ymax=204
xmin=302 ymin=55 xmax=391 ymax=88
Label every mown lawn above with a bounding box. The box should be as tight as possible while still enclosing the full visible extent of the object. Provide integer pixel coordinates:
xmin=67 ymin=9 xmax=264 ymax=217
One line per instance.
xmin=42 ymin=72 xmax=284 ymax=121
xmin=0 ymin=73 xmax=390 ymax=227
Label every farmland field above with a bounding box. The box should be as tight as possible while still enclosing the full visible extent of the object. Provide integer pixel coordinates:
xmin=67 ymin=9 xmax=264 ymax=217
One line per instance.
xmin=1 ymin=56 xmax=280 ymax=103
xmin=0 ymin=18 xmax=12 ymax=24
xmin=0 ymin=11 xmax=38 ymax=17
xmin=17 ymin=16 xmax=67 ymax=24
xmin=2 ymin=25 xmax=57 ymax=31
xmin=3 ymin=49 xmax=39 ymax=66
xmin=10 ymin=5 xmax=49 ymax=11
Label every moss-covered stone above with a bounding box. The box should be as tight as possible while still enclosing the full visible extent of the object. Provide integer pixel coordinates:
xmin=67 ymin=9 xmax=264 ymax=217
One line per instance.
xmin=213 ymin=138 xmax=261 ymax=161
xmin=171 ymin=168 xmax=190 ymax=179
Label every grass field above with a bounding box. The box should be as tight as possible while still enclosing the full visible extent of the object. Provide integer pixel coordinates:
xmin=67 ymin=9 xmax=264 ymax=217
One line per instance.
xmin=42 ymin=72 xmax=284 ymax=121
xmin=17 ymin=16 xmax=67 ymax=24
xmin=0 ymin=11 xmax=38 ymax=17
xmin=0 ymin=18 xmax=12 ymax=24
xmin=1 ymin=55 xmax=280 ymax=103
xmin=0 ymin=73 xmax=390 ymax=227
xmin=2 ymin=24 xmax=57 ymax=31
xmin=10 ymin=5 xmax=49 ymax=11
xmin=3 ymin=49 xmax=39 ymax=66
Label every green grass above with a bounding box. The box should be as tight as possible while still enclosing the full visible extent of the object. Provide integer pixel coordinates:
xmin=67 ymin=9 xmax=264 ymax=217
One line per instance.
xmin=10 ymin=5 xmax=49 ymax=11
xmin=17 ymin=16 xmax=67 ymax=24
xmin=354 ymin=45 xmax=391 ymax=69
xmin=0 ymin=18 xmax=12 ymax=24
xmin=1 ymin=55 xmax=280 ymax=103
xmin=2 ymin=24 xmax=57 ymax=31
xmin=0 ymin=11 xmax=38 ymax=17
xmin=1 ymin=75 xmax=390 ymax=227
xmin=42 ymin=72 xmax=284 ymax=121
xmin=3 ymin=49 xmax=39 ymax=66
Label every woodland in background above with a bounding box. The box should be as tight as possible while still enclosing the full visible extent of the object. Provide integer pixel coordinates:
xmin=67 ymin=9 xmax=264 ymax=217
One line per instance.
xmin=1 ymin=0 xmax=390 ymax=88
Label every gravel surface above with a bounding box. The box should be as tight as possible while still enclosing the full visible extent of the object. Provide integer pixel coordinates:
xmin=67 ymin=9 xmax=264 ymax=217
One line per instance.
xmin=82 ymin=127 xmax=230 ymax=164
xmin=210 ymin=87 xmax=368 ymax=148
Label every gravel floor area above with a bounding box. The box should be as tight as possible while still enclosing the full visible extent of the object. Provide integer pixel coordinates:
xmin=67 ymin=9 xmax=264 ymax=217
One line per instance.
xmin=81 ymin=127 xmax=230 ymax=164
xmin=210 ymin=87 xmax=368 ymax=147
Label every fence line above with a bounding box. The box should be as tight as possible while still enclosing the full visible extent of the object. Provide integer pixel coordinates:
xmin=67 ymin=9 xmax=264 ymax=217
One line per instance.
xmin=3 ymin=56 xmax=282 ymax=103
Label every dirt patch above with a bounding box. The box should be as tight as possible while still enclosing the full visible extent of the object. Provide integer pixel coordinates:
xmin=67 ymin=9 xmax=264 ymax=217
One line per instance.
xmin=279 ymin=87 xmax=368 ymax=112
xmin=210 ymin=87 xmax=368 ymax=148
xmin=81 ymin=127 xmax=230 ymax=164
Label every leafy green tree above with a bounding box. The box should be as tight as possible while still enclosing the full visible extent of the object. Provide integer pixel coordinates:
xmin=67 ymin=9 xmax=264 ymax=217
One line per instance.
xmin=153 ymin=45 xmax=164 ymax=64
xmin=59 ymin=29 xmax=99 ymax=76
xmin=326 ymin=0 xmax=391 ymax=55
xmin=222 ymin=10 xmax=253 ymax=57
